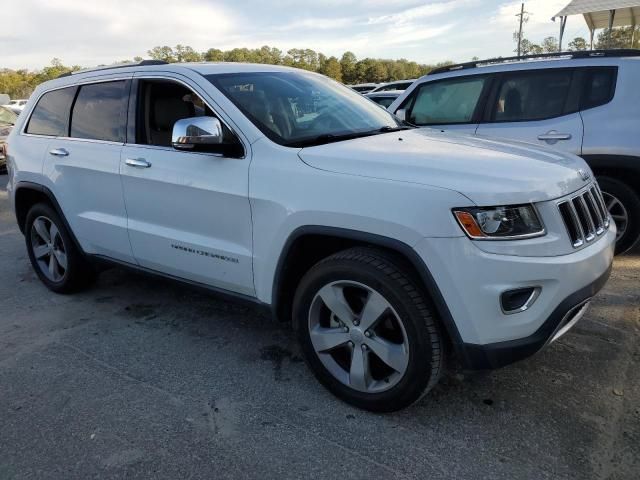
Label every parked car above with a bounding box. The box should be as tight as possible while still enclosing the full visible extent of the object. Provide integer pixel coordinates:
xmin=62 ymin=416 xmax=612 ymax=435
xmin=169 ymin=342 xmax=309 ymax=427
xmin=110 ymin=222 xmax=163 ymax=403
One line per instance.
xmin=388 ymin=49 xmax=640 ymax=254
xmin=0 ymin=105 xmax=17 ymax=173
xmin=2 ymin=99 xmax=28 ymax=115
xmin=6 ymin=61 xmax=614 ymax=411
xmin=369 ymin=79 xmax=416 ymax=93
xmin=365 ymin=90 xmax=403 ymax=108
xmin=347 ymin=83 xmax=378 ymax=93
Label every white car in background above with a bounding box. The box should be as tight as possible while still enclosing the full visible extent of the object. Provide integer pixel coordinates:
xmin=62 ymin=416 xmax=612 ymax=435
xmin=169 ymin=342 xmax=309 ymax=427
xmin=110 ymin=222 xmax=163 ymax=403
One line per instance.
xmin=369 ymin=79 xmax=416 ymax=93
xmin=2 ymin=99 xmax=29 ymax=115
xmin=365 ymin=90 xmax=403 ymax=109
xmin=347 ymin=83 xmax=378 ymax=93
xmin=388 ymin=50 xmax=640 ymax=254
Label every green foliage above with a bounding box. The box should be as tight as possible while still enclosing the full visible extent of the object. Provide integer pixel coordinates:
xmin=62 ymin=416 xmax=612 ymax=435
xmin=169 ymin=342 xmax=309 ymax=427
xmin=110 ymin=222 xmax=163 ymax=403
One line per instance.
xmin=567 ymin=37 xmax=588 ymax=51
xmin=596 ymin=26 xmax=640 ymax=49
xmin=1 ymin=45 xmax=446 ymax=99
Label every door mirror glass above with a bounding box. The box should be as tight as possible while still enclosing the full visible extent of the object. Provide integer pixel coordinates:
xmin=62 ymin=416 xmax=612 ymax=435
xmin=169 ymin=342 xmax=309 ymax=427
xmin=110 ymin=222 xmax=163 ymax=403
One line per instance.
xmin=395 ymin=108 xmax=407 ymax=121
xmin=172 ymin=116 xmax=223 ymax=151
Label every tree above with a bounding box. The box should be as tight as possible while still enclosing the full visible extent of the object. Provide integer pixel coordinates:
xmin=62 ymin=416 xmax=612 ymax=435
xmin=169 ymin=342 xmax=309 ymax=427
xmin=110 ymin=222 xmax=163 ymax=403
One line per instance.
xmin=541 ymin=36 xmax=559 ymax=53
xmin=0 ymin=46 xmax=449 ymax=99
xmin=203 ymin=48 xmax=225 ymax=62
xmin=174 ymin=45 xmax=203 ymax=62
xmin=596 ymin=26 xmax=640 ymax=49
xmin=319 ymin=56 xmax=342 ymax=81
xmin=340 ymin=51 xmax=358 ymax=83
xmin=148 ymin=46 xmax=176 ymax=62
xmin=567 ymin=37 xmax=587 ymax=51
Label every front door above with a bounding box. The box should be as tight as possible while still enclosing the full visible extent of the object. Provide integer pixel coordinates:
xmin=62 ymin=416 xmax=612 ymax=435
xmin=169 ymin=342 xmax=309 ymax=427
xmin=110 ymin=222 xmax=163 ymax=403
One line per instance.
xmin=119 ymin=75 xmax=254 ymax=296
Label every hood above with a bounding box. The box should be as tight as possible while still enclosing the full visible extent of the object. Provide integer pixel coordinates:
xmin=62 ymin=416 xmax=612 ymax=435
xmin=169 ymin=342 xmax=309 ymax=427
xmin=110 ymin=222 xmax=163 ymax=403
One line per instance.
xmin=298 ymin=129 xmax=591 ymax=205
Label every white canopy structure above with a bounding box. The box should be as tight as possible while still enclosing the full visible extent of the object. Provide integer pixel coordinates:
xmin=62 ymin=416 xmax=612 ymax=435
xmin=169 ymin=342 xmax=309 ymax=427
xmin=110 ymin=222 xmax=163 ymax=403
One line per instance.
xmin=552 ymin=0 xmax=640 ymax=49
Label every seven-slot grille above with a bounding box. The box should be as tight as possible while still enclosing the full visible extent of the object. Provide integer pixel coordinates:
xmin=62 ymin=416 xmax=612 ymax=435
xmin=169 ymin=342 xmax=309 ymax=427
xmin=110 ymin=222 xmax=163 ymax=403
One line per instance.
xmin=558 ymin=183 xmax=610 ymax=248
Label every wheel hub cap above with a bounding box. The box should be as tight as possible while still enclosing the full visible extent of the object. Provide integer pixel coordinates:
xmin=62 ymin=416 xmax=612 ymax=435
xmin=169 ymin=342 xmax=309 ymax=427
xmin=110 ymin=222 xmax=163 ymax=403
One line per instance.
xmin=308 ymin=280 xmax=410 ymax=393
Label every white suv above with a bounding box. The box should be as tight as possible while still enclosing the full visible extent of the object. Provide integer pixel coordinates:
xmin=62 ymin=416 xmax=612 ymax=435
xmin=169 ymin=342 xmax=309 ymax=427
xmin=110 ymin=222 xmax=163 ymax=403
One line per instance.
xmin=388 ymin=50 xmax=640 ymax=254
xmin=6 ymin=61 xmax=615 ymax=411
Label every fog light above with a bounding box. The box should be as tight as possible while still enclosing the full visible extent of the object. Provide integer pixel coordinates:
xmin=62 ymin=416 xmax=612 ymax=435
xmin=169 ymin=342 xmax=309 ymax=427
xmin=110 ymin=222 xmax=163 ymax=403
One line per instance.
xmin=501 ymin=287 xmax=540 ymax=314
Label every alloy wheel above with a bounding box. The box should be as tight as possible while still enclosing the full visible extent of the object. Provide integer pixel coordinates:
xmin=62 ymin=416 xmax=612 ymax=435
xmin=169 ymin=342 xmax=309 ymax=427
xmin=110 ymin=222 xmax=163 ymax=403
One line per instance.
xmin=30 ymin=216 xmax=68 ymax=282
xmin=602 ymin=191 xmax=628 ymax=242
xmin=308 ymin=280 xmax=410 ymax=393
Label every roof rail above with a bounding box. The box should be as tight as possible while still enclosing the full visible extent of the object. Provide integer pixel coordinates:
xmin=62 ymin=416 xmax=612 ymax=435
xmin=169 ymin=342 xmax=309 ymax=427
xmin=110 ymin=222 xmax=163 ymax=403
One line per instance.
xmin=57 ymin=59 xmax=169 ymax=78
xmin=428 ymin=49 xmax=640 ymax=76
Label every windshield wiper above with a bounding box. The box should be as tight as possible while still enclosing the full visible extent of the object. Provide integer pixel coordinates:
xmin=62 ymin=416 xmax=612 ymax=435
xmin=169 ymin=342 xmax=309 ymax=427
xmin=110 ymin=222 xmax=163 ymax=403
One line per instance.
xmin=378 ymin=125 xmax=413 ymax=132
xmin=286 ymin=131 xmax=381 ymax=148
xmin=287 ymin=125 xmax=414 ymax=148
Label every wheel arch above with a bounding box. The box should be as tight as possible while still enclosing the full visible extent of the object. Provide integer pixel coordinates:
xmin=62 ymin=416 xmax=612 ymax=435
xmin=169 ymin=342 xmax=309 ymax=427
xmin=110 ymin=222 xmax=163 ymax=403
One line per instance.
xmin=582 ymin=154 xmax=640 ymax=197
xmin=14 ymin=182 xmax=85 ymax=254
xmin=271 ymin=226 xmax=465 ymax=355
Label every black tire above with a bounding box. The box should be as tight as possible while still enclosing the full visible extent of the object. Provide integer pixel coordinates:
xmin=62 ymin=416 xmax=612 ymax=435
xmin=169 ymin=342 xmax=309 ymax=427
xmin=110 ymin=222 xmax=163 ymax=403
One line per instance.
xmin=25 ymin=203 xmax=95 ymax=293
xmin=293 ymin=247 xmax=444 ymax=412
xmin=597 ymin=176 xmax=640 ymax=255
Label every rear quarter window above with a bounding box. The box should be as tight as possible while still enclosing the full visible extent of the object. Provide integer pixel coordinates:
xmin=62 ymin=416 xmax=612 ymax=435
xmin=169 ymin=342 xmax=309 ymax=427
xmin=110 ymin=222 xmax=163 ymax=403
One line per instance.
xmin=26 ymin=87 xmax=77 ymax=136
xmin=580 ymin=67 xmax=617 ymax=111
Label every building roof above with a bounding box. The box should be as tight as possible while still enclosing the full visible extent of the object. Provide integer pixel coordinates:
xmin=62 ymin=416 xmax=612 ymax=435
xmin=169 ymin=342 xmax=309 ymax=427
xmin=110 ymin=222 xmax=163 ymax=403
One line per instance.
xmin=553 ymin=1 xmax=640 ymax=29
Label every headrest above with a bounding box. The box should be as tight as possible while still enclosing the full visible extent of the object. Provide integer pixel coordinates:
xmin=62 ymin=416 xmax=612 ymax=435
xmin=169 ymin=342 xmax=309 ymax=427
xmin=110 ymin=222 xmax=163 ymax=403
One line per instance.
xmin=153 ymin=97 xmax=194 ymax=130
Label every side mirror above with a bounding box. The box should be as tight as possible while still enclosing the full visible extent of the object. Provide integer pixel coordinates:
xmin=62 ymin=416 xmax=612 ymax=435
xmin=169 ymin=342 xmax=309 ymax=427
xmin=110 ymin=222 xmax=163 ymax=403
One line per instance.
xmin=395 ymin=108 xmax=407 ymax=121
xmin=172 ymin=116 xmax=223 ymax=151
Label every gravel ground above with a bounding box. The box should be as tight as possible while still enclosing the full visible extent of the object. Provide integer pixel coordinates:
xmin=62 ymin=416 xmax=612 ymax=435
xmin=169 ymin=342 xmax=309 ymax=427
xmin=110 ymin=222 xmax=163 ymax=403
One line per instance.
xmin=1 ymin=174 xmax=639 ymax=480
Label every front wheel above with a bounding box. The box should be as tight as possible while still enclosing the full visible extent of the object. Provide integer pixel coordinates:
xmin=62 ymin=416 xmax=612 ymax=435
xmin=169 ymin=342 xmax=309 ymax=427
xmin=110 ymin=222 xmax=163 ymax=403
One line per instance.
xmin=293 ymin=247 xmax=444 ymax=412
xmin=597 ymin=176 xmax=640 ymax=254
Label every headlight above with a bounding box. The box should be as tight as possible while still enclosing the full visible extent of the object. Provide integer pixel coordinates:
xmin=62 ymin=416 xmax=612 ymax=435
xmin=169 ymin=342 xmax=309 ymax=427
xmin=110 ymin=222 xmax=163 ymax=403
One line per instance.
xmin=453 ymin=204 xmax=545 ymax=240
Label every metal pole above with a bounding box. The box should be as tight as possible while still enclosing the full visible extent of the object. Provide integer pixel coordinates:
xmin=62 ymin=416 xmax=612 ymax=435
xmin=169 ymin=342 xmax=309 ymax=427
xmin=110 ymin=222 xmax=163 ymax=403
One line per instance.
xmin=607 ymin=9 xmax=616 ymax=48
xmin=590 ymin=29 xmax=595 ymax=50
xmin=517 ymin=3 xmax=525 ymax=57
xmin=559 ymin=16 xmax=567 ymax=51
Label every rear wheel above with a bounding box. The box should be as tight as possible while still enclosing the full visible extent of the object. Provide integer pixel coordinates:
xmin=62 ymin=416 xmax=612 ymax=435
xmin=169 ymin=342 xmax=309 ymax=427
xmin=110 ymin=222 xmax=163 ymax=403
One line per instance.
xmin=597 ymin=176 xmax=640 ymax=254
xmin=25 ymin=203 xmax=95 ymax=293
xmin=293 ymin=247 xmax=444 ymax=412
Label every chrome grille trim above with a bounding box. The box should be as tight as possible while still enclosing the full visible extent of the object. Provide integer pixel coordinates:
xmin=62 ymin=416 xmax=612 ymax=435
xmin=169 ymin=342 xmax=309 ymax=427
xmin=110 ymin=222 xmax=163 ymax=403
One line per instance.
xmin=558 ymin=182 xmax=610 ymax=248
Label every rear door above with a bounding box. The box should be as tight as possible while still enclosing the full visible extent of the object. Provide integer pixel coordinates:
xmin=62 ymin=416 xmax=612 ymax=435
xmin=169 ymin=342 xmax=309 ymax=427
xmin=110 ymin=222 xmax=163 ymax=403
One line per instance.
xmin=40 ymin=77 xmax=135 ymax=263
xmin=392 ymin=74 xmax=492 ymax=134
xmin=475 ymin=68 xmax=583 ymax=154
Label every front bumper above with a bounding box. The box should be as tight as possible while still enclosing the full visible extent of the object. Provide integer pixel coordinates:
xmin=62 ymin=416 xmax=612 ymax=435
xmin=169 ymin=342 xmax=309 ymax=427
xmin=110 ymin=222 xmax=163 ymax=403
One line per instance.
xmin=460 ymin=264 xmax=611 ymax=369
xmin=414 ymin=227 xmax=615 ymax=369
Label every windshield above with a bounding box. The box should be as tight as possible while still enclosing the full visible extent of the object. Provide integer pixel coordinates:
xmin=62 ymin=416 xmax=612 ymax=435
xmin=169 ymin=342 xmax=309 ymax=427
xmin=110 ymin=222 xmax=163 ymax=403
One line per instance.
xmin=0 ymin=107 xmax=17 ymax=125
xmin=206 ymin=71 xmax=405 ymax=147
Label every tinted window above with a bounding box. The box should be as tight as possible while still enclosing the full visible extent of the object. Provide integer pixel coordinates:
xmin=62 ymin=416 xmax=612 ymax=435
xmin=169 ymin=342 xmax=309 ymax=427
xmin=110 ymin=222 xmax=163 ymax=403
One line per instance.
xmin=406 ymin=76 xmax=487 ymax=125
xmin=581 ymin=68 xmax=616 ymax=110
xmin=26 ymin=87 xmax=77 ymax=136
xmin=70 ymin=81 xmax=127 ymax=142
xmin=493 ymin=70 xmax=572 ymax=122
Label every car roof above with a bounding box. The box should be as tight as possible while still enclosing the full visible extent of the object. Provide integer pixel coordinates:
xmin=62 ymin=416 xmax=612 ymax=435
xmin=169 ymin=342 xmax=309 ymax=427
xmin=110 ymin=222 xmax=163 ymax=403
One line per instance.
xmin=421 ymin=49 xmax=640 ymax=81
xmin=34 ymin=61 xmax=326 ymax=94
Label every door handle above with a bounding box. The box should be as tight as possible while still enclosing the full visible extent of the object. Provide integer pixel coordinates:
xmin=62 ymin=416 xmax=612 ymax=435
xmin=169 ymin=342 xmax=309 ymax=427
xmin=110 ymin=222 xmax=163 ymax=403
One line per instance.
xmin=125 ymin=158 xmax=152 ymax=168
xmin=49 ymin=148 xmax=69 ymax=157
xmin=537 ymin=132 xmax=572 ymax=142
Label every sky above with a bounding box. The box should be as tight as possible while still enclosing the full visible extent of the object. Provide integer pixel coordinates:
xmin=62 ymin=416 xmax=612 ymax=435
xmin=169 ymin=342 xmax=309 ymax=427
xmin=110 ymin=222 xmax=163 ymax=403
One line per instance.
xmin=1 ymin=0 xmax=592 ymax=70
